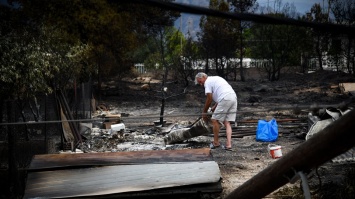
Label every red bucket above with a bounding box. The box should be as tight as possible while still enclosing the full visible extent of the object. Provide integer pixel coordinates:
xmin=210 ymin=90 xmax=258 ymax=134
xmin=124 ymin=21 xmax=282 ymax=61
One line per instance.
xmin=268 ymin=144 xmax=282 ymax=159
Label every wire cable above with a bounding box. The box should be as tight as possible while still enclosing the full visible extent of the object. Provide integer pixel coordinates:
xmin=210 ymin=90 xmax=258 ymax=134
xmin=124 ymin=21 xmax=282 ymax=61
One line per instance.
xmin=298 ymin=171 xmax=311 ymax=199
xmin=1 ymin=100 xmax=353 ymax=126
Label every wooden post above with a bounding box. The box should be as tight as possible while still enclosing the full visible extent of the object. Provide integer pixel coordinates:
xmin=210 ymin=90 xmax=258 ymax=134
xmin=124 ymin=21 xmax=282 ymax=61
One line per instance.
xmin=225 ymin=109 xmax=355 ymax=199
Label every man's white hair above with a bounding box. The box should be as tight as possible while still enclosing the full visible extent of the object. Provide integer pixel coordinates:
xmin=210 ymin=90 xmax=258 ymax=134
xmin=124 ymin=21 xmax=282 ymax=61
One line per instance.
xmin=194 ymin=72 xmax=208 ymax=85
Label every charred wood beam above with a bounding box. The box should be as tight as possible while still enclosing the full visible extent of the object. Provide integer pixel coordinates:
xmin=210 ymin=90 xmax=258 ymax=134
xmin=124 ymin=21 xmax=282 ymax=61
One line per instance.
xmin=231 ymin=126 xmax=304 ymax=132
xmin=231 ymin=124 xmax=307 ymax=129
xmin=225 ymin=109 xmax=355 ymax=199
xmin=211 ymin=129 xmax=296 ymax=138
xmin=126 ymin=0 xmax=355 ymax=35
xmin=229 ymin=132 xmax=293 ymax=138
xmin=237 ymin=119 xmax=304 ymax=123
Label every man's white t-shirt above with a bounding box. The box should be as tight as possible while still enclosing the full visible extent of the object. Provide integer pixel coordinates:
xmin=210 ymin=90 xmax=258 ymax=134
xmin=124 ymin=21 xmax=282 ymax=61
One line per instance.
xmin=204 ymin=76 xmax=236 ymax=103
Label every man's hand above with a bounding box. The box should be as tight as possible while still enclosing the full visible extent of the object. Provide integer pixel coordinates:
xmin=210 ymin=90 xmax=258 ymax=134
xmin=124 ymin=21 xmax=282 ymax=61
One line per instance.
xmin=202 ymin=112 xmax=209 ymax=121
xmin=202 ymin=93 xmax=213 ymax=122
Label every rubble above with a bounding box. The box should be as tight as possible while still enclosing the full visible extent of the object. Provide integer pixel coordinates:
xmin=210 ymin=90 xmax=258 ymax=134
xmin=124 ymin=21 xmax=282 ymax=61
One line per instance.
xmin=59 ymin=70 xmax=355 ymax=198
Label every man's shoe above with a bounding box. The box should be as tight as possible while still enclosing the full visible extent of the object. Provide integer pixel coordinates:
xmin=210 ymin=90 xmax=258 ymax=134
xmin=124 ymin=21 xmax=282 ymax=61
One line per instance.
xmin=210 ymin=142 xmax=220 ymax=149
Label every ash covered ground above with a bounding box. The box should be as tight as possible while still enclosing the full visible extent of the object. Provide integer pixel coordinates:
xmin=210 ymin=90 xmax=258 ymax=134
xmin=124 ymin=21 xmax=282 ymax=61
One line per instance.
xmin=76 ymin=69 xmax=355 ymax=198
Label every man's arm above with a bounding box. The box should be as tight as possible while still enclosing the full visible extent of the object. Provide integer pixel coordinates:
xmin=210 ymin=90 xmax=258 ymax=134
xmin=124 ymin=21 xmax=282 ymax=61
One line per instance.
xmin=202 ymin=93 xmax=213 ymax=120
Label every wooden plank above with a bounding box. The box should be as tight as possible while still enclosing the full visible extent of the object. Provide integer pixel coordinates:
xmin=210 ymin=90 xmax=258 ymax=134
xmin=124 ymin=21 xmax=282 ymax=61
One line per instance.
xmin=59 ymin=103 xmax=75 ymax=142
xmin=101 ymin=182 xmax=222 ymax=198
xmin=24 ymin=161 xmax=221 ymax=199
xmin=340 ymin=82 xmax=355 ymax=96
xmin=29 ymin=148 xmax=212 ymax=170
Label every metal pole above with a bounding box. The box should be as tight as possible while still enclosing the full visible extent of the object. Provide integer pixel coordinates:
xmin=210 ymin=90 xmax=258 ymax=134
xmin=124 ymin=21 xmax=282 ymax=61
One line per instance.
xmin=225 ymin=109 xmax=355 ymax=199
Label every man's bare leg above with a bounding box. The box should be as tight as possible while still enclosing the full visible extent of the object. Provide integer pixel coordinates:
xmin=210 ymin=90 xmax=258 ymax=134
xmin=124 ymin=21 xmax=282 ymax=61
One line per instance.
xmin=224 ymin=121 xmax=232 ymax=148
xmin=211 ymin=119 xmax=220 ymax=146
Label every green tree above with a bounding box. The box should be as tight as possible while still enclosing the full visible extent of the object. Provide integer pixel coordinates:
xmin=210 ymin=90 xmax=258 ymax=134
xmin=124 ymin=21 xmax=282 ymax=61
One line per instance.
xmin=308 ymin=3 xmax=330 ymax=71
xmin=132 ymin=24 xmax=184 ymax=125
xmin=1 ymin=3 xmax=91 ymax=137
xmin=12 ymin=0 xmax=179 ymax=91
xmin=0 ymin=5 xmax=91 ymax=197
xmin=250 ymin=12 xmax=300 ymax=81
xmin=328 ymin=38 xmax=343 ymax=71
xmin=144 ymin=26 xmax=186 ymax=125
xmin=198 ymin=0 xmax=239 ymax=79
xmin=228 ymin=0 xmax=258 ymax=81
xmin=249 ymin=1 xmax=308 ymax=80
xmin=298 ymin=15 xmax=315 ymax=73
xmin=330 ymin=0 xmax=355 ymax=75
xmin=180 ymin=32 xmax=201 ymax=86
xmin=143 ymin=27 xmax=177 ymax=72
xmin=0 ymin=25 xmax=90 ymax=114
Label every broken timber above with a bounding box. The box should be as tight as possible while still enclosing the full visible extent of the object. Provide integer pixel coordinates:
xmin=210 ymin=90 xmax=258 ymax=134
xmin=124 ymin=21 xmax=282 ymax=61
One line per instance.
xmin=339 ymin=82 xmax=355 ymax=96
xmin=56 ymin=89 xmax=82 ymax=145
xmin=163 ymin=116 xmax=306 ymax=143
xmin=24 ymin=148 xmax=222 ymax=199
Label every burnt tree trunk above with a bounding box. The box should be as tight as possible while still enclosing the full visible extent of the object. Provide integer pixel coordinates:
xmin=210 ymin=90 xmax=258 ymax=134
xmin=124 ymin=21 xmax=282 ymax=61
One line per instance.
xmin=159 ymin=75 xmax=166 ymax=126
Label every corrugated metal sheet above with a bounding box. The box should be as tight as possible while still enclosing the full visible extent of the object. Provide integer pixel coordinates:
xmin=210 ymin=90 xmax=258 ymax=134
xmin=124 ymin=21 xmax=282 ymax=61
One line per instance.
xmin=332 ymin=147 xmax=355 ymax=163
xmin=24 ymin=161 xmax=221 ymax=199
xmin=24 ymin=148 xmax=222 ymax=198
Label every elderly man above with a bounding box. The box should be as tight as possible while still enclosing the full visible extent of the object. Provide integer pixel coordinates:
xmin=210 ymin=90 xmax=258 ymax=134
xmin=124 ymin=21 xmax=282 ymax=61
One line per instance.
xmin=195 ymin=72 xmax=237 ymax=151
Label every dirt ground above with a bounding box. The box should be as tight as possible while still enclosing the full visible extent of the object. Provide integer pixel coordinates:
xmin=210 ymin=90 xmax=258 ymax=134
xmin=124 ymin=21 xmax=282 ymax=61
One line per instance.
xmin=94 ymin=69 xmax=355 ymax=198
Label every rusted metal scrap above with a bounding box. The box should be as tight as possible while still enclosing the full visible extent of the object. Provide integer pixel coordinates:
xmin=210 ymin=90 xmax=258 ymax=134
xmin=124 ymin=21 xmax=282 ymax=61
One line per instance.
xmin=164 ymin=118 xmax=213 ymax=144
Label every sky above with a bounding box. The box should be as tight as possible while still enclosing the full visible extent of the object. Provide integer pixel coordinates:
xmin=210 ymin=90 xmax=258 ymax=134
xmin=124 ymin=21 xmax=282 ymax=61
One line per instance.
xmin=175 ymin=0 xmax=327 ymax=14
xmin=257 ymin=0 xmax=327 ymax=14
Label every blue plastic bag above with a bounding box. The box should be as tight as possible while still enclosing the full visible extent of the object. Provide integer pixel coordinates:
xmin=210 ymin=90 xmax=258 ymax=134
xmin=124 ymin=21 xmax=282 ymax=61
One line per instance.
xmin=256 ymin=119 xmax=278 ymax=142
